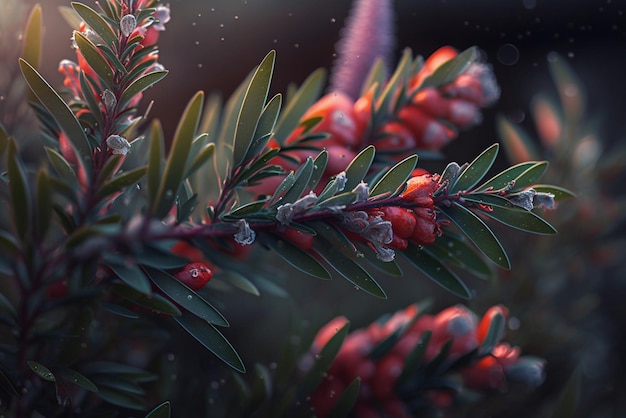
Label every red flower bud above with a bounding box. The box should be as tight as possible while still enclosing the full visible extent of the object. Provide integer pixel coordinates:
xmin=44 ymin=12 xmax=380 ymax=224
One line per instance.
xmin=477 ymin=305 xmax=509 ymax=344
xmin=174 ymin=262 xmax=213 ymax=291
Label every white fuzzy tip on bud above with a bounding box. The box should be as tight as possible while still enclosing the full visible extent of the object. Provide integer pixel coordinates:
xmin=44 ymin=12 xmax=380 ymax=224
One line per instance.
xmin=106 ymin=135 xmax=131 ymax=155
xmin=120 ymin=14 xmax=137 ymax=37
xmin=234 ymin=220 xmax=256 ymax=245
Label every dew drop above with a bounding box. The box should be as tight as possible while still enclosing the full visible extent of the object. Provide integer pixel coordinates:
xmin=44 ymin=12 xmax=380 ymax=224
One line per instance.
xmin=497 ymin=43 xmax=520 ymax=66
xmin=330 ymin=18 xmax=336 ymax=23
xmin=187 ymin=295 xmax=193 ymax=300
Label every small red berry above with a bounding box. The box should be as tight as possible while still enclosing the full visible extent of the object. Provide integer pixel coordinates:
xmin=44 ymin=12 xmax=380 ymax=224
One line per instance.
xmin=174 ymin=262 xmax=213 ymax=291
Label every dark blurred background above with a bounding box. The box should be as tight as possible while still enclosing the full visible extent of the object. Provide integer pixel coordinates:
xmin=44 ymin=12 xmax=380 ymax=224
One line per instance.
xmin=3 ymin=0 xmax=626 ymax=416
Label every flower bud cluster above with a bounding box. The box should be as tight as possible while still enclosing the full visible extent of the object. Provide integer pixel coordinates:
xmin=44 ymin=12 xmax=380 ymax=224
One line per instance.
xmin=254 ymin=46 xmax=498 ymax=198
xmin=308 ymin=304 xmax=545 ymax=417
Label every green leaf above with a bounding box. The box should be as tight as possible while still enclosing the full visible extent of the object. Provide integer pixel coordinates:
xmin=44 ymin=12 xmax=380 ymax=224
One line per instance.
xmin=27 ymin=361 xmax=56 ymax=382
xmin=532 ymin=184 xmax=576 ymax=201
xmin=551 ymin=366 xmax=582 ymax=418
xmin=19 ymin=59 xmax=92 ymax=174
xmin=222 ymin=200 xmax=267 ymax=221
xmin=147 ymin=120 xmax=164 ymax=208
xmin=376 ymin=48 xmax=412 ymax=116
xmin=299 ymin=321 xmax=350 ymax=398
xmin=354 ymin=242 xmax=403 ymax=277
xmin=369 ymin=154 xmax=418 ymax=198
xmin=186 ymin=142 xmax=215 ymax=177
xmin=343 ymin=145 xmax=375 ymax=192
xmin=45 ymin=147 xmax=80 ymax=188
xmin=313 ymin=223 xmax=387 ymax=299
xmin=79 ymin=71 xmax=103 ymax=126
xmin=153 ymin=91 xmax=204 ymax=218
xmin=327 ymin=377 xmax=360 ymax=418
xmin=0 ymin=123 xmax=9 ymax=155
xmin=423 ymin=46 xmax=477 ymax=88
xmin=101 ymin=302 xmax=140 ymax=319
xmin=449 ymin=143 xmax=499 ymax=193
xmin=0 ymin=368 xmax=19 ymax=397
xmin=144 ymin=267 xmax=228 ymax=327
xmin=479 ymin=312 xmax=505 ymax=355
xmin=247 ymin=93 xmax=282 ymax=159
xmin=477 ymin=162 xmax=537 ymax=192
xmin=73 ymin=31 xmax=113 ymax=84
xmin=58 ymin=5 xmax=83 ymax=30
xmin=59 ymin=368 xmax=98 ymax=392
xmin=82 ymin=362 xmax=156 ymax=381
xmin=280 ymin=156 xmax=314 ymax=204
xmin=274 ymin=68 xmax=326 ymax=144
xmin=112 ymin=283 xmax=181 ymax=316
xmin=511 ymin=162 xmax=549 ymax=191
xmin=120 ymin=71 xmax=168 ymax=109
xmin=318 ymin=191 xmax=357 ymax=208
xmin=429 ymin=233 xmax=492 ymax=279
xmin=402 ymin=244 xmax=471 ymax=298
xmin=268 ymin=171 xmax=295 ymax=207
xmin=497 ymin=115 xmax=541 ymax=164
xmin=107 ymin=262 xmax=151 ymax=295
xmin=71 ymin=2 xmax=118 ymax=49
xmin=398 ymin=330 xmax=432 ymax=383
xmin=303 ymin=150 xmax=327 ymax=191
xmin=35 ymin=169 xmax=53 ymax=237
xmin=174 ymin=311 xmax=245 ymax=373
xmin=21 ymin=5 xmax=43 ymax=103
xmin=232 ymin=51 xmax=276 ymax=167
xmin=483 ymin=205 xmax=557 ymax=235
xmin=145 ymin=401 xmax=171 ymax=418
xmin=7 ymin=141 xmax=32 ymax=239
xmin=97 ymin=167 xmax=146 ymax=199
xmin=262 ymin=232 xmax=331 ymax=280
xmin=98 ymin=387 xmax=146 ymax=410
xmin=134 ymin=246 xmax=189 ymax=270
xmin=441 ymin=203 xmax=511 ymax=269
xmin=219 ymin=270 xmax=260 ymax=296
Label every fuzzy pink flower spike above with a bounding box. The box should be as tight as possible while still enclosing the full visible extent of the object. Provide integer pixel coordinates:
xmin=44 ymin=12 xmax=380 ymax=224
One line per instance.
xmin=329 ymin=0 xmax=395 ymax=100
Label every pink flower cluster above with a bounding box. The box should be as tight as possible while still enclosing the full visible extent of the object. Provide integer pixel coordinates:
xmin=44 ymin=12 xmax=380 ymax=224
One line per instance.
xmin=309 ymin=304 xmax=545 ymax=417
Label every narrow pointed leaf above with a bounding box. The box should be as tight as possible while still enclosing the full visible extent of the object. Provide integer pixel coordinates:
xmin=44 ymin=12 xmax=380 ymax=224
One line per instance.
xmin=120 ymin=71 xmax=168 ymax=109
xmin=27 ymin=361 xmax=56 ymax=382
xmin=533 ymin=184 xmax=575 ymax=201
xmin=98 ymin=387 xmax=146 ymax=410
xmin=0 ymin=369 xmax=19 ymax=397
xmin=477 ymin=162 xmax=536 ymax=192
xmin=369 ymin=154 xmax=418 ymax=198
xmin=21 ymin=4 xmax=43 ymax=101
xmin=511 ymin=162 xmax=549 ymax=192
xmin=59 ymin=368 xmax=98 ymax=392
xmin=402 ymin=244 xmax=471 ymax=298
xmin=313 ymin=223 xmax=387 ymax=299
xmin=262 ymin=232 xmax=331 ymax=280
xmin=145 ymin=401 xmax=171 ymax=418
xmin=45 ymin=147 xmax=80 ymax=187
xmin=423 ymin=46 xmax=477 ymax=88
xmin=144 ymin=267 xmax=228 ymax=327
xmin=441 ymin=202 xmax=511 ymax=269
xmin=74 ymin=31 xmax=113 ymax=84
xmin=219 ymin=270 xmax=260 ymax=296
xmin=430 ymin=233 xmax=492 ymax=279
xmin=274 ymin=68 xmax=326 ymax=144
xmin=479 ymin=312 xmax=505 ymax=355
xmin=308 ymin=149 xmax=328 ymax=191
xmin=247 ymin=93 xmax=282 ymax=159
xmin=153 ymin=91 xmax=203 ymax=218
xmin=449 ymin=143 xmax=499 ymax=193
xmin=97 ymin=167 xmax=146 ymax=199
xmin=280 ymin=156 xmax=313 ymax=204
xmin=147 ymin=120 xmax=164 ymax=207
xmin=102 ymin=302 xmax=140 ymax=319
xmin=343 ymin=145 xmax=375 ymax=192
xmin=497 ymin=115 xmax=541 ymax=164
xmin=483 ymin=205 xmax=557 ymax=234
xmin=107 ymin=262 xmax=151 ymax=295
xmin=36 ymin=170 xmax=52 ymax=237
xmin=398 ymin=330 xmax=432 ymax=383
xmin=355 ymin=242 xmax=403 ymax=277
xmin=19 ymin=59 xmax=92 ymax=172
xmin=112 ymin=283 xmax=181 ymax=316
xmin=174 ymin=312 xmax=245 ymax=373
xmin=71 ymin=2 xmax=118 ymax=48
xmin=327 ymin=377 xmax=360 ymax=418
xmin=299 ymin=322 xmax=350 ymax=397
xmin=233 ymin=51 xmax=275 ymax=167
xmin=7 ymin=142 xmax=31 ymax=239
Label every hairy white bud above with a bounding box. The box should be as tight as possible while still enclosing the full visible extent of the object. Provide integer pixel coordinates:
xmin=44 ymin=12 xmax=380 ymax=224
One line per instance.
xmin=106 ymin=135 xmax=131 ymax=155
